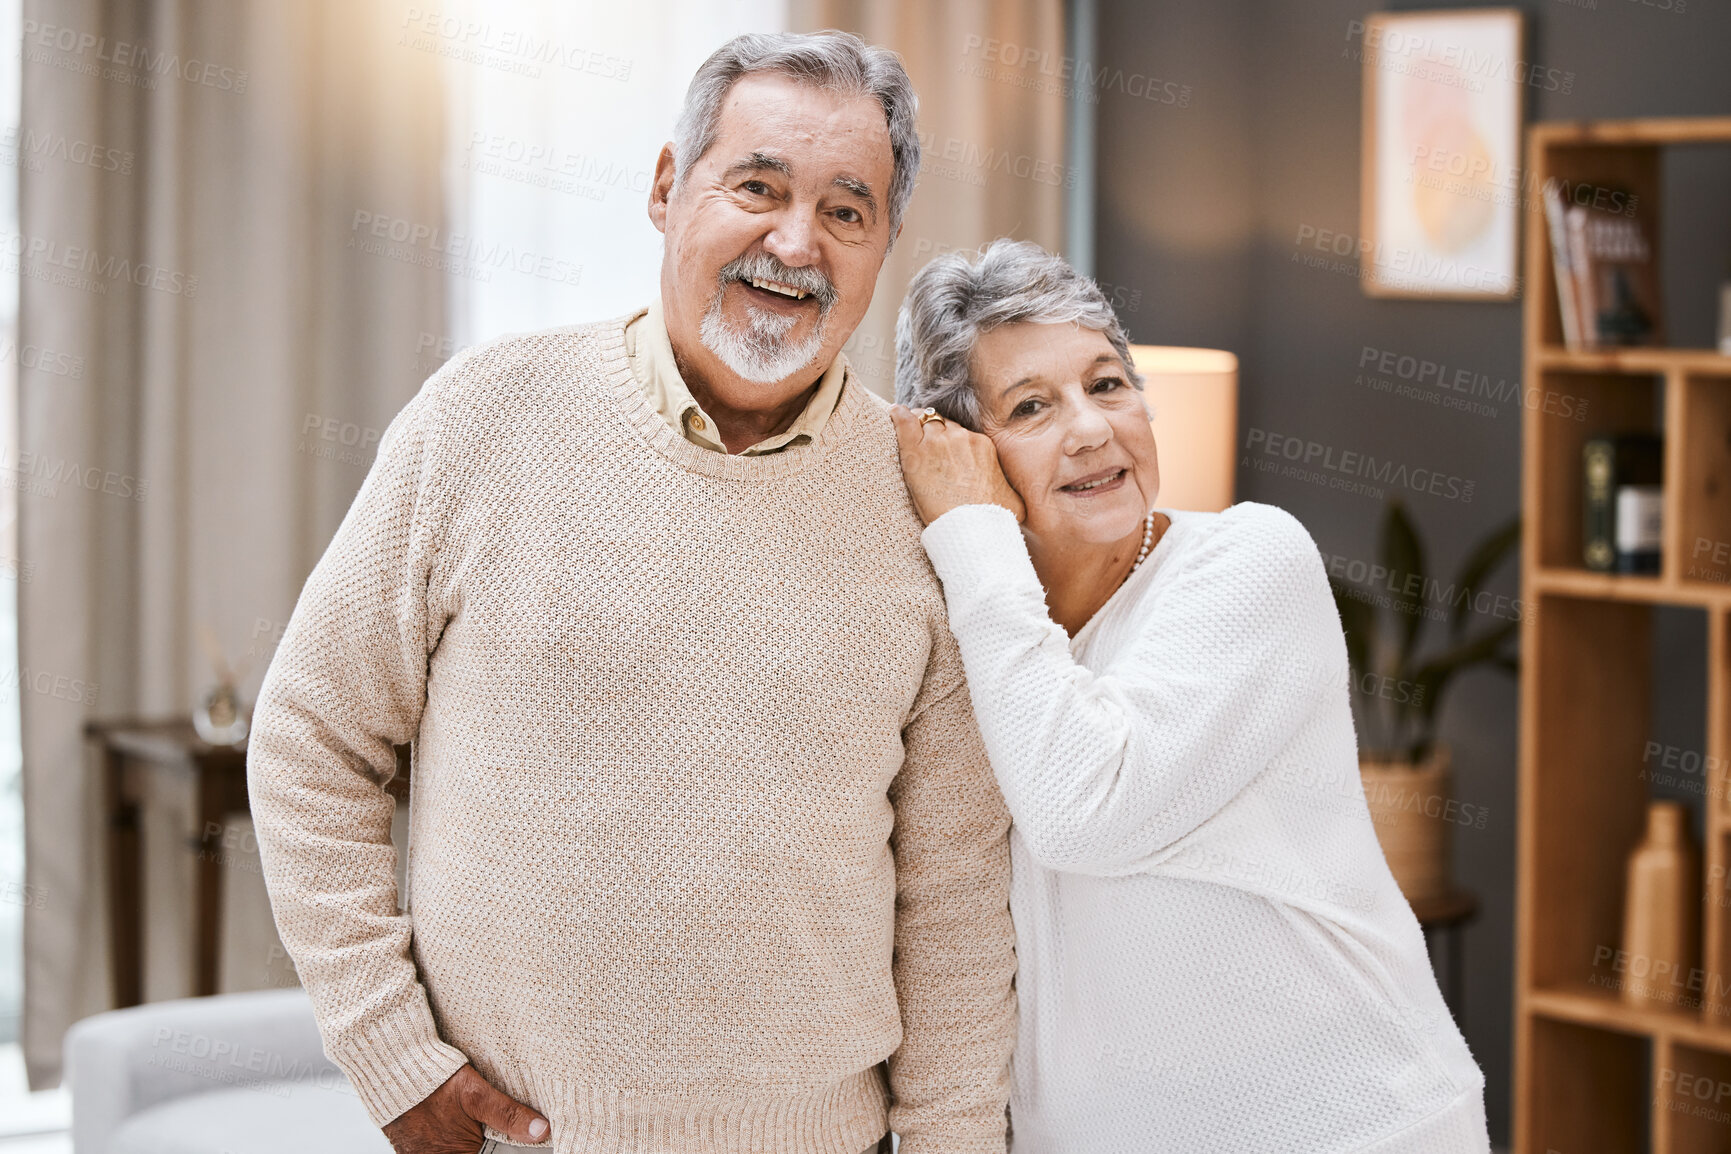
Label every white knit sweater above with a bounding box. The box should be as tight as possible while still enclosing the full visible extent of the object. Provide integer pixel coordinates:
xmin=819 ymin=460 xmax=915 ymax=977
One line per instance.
xmin=920 ymin=501 xmax=1490 ymax=1154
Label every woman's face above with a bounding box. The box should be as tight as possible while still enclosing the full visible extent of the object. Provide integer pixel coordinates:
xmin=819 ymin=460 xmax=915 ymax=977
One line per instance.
xmin=972 ymin=321 xmax=1160 ymax=550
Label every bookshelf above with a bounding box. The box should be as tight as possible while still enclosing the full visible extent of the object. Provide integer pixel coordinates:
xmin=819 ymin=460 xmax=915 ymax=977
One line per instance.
xmin=1517 ymin=117 xmax=1731 ymax=1153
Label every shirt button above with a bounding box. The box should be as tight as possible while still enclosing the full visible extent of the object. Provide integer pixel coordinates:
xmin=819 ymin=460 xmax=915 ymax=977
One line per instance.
xmin=690 ymin=414 xmax=707 ymax=431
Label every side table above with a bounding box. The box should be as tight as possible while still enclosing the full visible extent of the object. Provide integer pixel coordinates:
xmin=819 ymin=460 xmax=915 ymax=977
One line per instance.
xmin=86 ymin=718 xmax=411 ymax=1007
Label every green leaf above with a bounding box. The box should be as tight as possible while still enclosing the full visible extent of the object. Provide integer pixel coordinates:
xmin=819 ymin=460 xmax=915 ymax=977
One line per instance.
xmin=1408 ymin=618 xmax=1522 ymax=728
xmin=1449 ymin=517 xmax=1522 ymax=641
xmin=1330 ymin=576 xmax=1376 ymax=681
xmin=1380 ymin=501 xmax=1427 ymax=675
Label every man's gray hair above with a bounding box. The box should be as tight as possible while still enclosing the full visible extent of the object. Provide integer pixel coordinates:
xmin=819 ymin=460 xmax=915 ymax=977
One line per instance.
xmin=895 ymin=239 xmax=1143 ymax=430
xmin=674 ymin=31 xmax=921 ymax=238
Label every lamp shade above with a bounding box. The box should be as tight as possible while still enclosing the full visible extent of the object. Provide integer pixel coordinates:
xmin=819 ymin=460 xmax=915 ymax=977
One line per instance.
xmin=1128 ymin=345 xmax=1239 ymax=513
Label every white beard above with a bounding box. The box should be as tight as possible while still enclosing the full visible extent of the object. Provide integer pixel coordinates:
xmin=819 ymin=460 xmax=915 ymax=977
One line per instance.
xmin=699 ymin=296 xmax=825 ymax=384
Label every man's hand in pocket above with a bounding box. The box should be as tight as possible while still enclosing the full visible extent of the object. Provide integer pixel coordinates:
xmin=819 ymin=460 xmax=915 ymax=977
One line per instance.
xmin=382 ymin=1064 xmax=549 ymax=1153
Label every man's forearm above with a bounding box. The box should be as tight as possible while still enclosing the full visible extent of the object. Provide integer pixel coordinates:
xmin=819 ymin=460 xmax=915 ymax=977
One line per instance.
xmin=247 ymin=385 xmax=469 ymax=1125
xmin=886 ymin=678 xmax=1017 ymax=1151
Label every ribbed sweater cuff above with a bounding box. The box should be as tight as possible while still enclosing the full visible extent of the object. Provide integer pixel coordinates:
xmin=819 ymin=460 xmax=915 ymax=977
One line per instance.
xmin=328 ymin=995 xmax=471 ymax=1125
xmin=920 ymin=504 xmax=1037 ymax=596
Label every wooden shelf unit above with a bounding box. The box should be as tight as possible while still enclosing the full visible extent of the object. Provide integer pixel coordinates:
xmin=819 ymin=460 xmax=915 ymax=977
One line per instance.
xmin=1517 ymin=117 xmax=1731 ymax=1154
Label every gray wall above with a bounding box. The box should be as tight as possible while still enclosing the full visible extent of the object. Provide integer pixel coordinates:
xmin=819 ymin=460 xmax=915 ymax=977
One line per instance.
xmin=1092 ymin=0 xmax=1731 ymax=1142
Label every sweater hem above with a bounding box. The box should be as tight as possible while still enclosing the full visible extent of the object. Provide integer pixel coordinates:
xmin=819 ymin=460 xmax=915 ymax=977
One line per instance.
xmin=895 ymin=1130 xmax=1008 ymax=1154
xmin=475 ymin=1065 xmax=889 ymax=1154
xmin=1353 ymin=1083 xmax=1490 ymax=1153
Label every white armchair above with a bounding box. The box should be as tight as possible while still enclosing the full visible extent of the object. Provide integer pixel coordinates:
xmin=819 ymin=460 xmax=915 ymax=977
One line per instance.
xmin=64 ymin=989 xmax=390 ymax=1154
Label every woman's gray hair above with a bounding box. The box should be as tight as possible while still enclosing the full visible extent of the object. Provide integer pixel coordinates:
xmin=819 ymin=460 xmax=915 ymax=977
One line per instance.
xmin=896 ymin=239 xmax=1143 ymax=430
xmin=674 ymin=31 xmax=920 ymax=238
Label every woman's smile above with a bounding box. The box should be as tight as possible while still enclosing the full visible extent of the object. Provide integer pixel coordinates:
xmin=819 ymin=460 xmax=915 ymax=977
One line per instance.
xmin=1056 ymin=467 xmax=1131 ymax=496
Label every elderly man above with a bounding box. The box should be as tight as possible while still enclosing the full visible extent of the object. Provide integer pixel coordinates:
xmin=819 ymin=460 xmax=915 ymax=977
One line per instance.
xmin=248 ymin=29 xmax=1015 ymax=1154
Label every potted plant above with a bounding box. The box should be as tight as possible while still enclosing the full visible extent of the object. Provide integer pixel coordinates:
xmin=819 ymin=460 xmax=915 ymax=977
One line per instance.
xmin=1329 ymin=501 xmax=1520 ymax=904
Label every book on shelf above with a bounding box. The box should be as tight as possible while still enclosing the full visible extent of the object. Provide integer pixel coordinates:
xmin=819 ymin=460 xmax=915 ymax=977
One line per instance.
xmin=1544 ymin=184 xmax=1662 ymax=351
xmin=1583 ymin=434 xmax=1662 ymax=574
xmin=1542 ymin=184 xmax=1582 ymax=349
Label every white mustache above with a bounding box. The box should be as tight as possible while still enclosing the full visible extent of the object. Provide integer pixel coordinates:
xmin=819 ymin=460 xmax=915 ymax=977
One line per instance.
xmin=718 ymin=253 xmax=839 ymax=312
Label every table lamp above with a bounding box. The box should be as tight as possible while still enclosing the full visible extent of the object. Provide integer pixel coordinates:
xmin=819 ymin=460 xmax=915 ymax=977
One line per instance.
xmin=1128 ymin=345 xmax=1239 ymax=513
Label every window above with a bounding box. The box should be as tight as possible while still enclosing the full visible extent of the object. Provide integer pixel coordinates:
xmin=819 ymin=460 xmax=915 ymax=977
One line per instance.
xmin=438 ymin=0 xmax=788 ymax=350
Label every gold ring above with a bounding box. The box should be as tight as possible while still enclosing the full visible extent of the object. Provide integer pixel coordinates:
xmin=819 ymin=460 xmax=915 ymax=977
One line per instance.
xmin=919 ymin=407 xmax=945 ymax=427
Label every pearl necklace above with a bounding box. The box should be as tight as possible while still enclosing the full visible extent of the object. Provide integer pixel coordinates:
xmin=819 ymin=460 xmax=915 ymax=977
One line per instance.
xmin=1131 ymin=510 xmax=1156 ymax=572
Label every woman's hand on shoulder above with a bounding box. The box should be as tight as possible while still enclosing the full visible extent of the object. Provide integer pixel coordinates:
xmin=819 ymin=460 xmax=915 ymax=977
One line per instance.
xmin=889 ymin=404 xmax=1026 ymax=527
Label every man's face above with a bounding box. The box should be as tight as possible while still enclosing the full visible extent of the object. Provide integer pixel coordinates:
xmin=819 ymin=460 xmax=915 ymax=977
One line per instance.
xmin=651 ymin=72 xmax=897 ymax=407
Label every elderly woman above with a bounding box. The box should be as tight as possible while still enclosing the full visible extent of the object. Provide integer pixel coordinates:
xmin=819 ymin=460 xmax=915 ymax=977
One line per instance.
xmin=887 ymin=240 xmax=1489 ymax=1154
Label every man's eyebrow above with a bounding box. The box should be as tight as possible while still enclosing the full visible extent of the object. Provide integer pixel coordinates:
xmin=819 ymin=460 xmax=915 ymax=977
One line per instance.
xmin=832 ymin=175 xmax=879 ymax=221
xmin=722 ymin=152 xmax=793 ymax=180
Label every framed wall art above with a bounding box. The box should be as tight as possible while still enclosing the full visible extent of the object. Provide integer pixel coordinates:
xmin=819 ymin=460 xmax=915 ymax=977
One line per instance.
xmin=1360 ymin=8 xmax=1526 ymax=299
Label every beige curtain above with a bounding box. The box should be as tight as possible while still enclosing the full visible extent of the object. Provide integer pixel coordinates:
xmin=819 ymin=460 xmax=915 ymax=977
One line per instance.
xmin=20 ymin=0 xmax=445 ymax=1087
xmin=790 ymin=0 xmax=1068 ymax=398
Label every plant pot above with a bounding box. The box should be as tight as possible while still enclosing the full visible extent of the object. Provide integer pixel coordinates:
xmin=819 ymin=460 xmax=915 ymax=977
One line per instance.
xmin=1360 ymin=745 xmax=1453 ymax=904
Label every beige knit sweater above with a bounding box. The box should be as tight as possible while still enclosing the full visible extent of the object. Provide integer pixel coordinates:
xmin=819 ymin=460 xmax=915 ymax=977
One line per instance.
xmin=247 ymin=316 xmax=1017 ymax=1154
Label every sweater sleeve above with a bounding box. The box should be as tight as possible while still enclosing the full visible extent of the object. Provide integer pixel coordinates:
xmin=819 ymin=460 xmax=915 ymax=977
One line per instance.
xmin=884 ymin=641 xmax=1018 ymax=1154
xmin=247 ymin=381 xmax=469 ymax=1126
xmin=920 ymin=502 xmax=1338 ymax=878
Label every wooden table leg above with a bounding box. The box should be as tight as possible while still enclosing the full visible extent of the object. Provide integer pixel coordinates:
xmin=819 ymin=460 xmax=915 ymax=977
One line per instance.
xmin=194 ymin=758 xmax=225 ymax=997
xmin=104 ymin=748 xmax=142 ymax=1008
